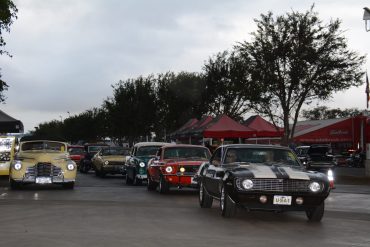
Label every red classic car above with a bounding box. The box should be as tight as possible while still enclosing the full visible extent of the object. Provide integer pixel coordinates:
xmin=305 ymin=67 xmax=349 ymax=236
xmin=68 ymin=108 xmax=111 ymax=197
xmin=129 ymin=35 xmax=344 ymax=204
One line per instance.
xmin=68 ymin=145 xmax=85 ymax=165
xmin=147 ymin=144 xmax=211 ymax=193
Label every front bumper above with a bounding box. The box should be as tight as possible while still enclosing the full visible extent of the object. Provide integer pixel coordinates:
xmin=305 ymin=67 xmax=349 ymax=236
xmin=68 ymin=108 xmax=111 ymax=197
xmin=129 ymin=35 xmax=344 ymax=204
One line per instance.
xmin=13 ymin=175 xmax=75 ymax=184
xmin=163 ymin=173 xmax=198 ymax=187
xmin=136 ymin=174 xmax=147 ymax=180
xmin=102 ymin=164 xmax=126 ymax=174
xmin=232 ymin=191 xmax=328 ymax=212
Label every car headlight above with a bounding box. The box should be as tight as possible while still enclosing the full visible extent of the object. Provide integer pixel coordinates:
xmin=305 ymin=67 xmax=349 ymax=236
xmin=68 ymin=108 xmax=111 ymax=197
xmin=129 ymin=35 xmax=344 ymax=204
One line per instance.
xmin=139 ymin=162 xmax=145 ymax=168
xmin=242 ymin=179 xmax=254 ymax=190
xmin=165 ymin=166 xmax=173 ymax=173
xmin=327 ymin=169 xmax=334 ymax=181
xmin=104 ymin=161 xmax=109 ymax=165
xmin=309 ymin=182 xmax=321 ymax=192
xmin=179 ymin=167 xmax=185 ymax=173
xmin=67 ymin=163 xmax=75 ymax=171
xmin=14 ymin=161 xmax=22 ymax=171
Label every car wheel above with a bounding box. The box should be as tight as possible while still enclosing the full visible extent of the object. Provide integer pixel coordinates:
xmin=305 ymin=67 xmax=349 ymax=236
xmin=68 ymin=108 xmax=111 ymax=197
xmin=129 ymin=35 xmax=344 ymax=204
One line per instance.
xmin=159 ymin=176 xmax=169 ymax=194
xmin=147 ymin=176 xmax=158 ymax=191
xmin=306 ymin=202 xmax=325 ymax=222
xmin=9 ymin=179 xmax=21 ymax=190
xmin=133 ymin=176 xmax=142 ymax=186
xmin=62 ymin=182 xmax=74 ymax=190
xmin=199 ymin=182 xmax=213 ymax=208
xmin=125 ymin=172 xmax=133 ymax=185
xmin=220 ymin=185 xmax=236 ymax=217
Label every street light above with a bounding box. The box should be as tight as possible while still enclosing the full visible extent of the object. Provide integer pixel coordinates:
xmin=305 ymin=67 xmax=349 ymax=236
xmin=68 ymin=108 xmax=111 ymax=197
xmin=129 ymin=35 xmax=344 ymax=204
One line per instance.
xmin=364 ymin=7 xmax=370 ymax=32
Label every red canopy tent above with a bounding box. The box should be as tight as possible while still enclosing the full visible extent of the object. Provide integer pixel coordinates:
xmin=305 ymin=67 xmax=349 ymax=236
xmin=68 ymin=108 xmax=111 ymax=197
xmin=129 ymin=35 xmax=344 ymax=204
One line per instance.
xmin=203 ymin=114 xmax=256 ymax=138
xmin=293 ymin=118 xmax=354 ymax=143
xmin=243 ymin=115 xmax=282 ymax=137
xmin=170 ymin=118 xmax=198 ymax=138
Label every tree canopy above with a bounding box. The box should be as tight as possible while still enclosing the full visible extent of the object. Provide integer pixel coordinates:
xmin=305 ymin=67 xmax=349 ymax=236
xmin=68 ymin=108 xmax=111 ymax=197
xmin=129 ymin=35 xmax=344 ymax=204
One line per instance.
xmin=236 ymin=5 xmax=365 ymax=144
xmin=0 ymin=0 xmax=17 ymax=103
xmin=301 ymin=106 xmax=361 ymax=120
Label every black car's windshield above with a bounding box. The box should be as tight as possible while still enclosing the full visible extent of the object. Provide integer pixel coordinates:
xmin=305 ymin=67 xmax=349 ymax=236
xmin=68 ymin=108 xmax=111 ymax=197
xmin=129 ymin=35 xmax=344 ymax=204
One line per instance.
xmin=163 ymin=147 xmax=210 ymax=160
xmin=136 ymin=146 xmax=161 ymax=156
xmin=224 ymin=148 xmax=300 ymax=167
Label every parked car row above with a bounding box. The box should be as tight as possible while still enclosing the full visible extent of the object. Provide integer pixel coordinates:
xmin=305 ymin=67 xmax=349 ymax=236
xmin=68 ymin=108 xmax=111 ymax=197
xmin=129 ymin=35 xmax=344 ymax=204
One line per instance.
xmin=78 ymin=142 xmax=332 ymax=222
xmin=6 ymin=138 xmax=332 ymax=222
xmin=295 ymin=144 xmax=365 ymax=169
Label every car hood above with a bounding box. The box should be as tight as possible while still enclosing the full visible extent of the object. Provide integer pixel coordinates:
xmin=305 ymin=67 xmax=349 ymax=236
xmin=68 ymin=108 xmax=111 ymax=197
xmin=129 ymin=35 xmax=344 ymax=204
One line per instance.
xmin=227 ymin=163 xmax=326 ymax=181
xmin=103 ymin=155 xmax=125 ymax=162
xmin=164 ymin=160 xmax=205 ymax=166
xmin=18 ymin=151 xmax=69 ymax=163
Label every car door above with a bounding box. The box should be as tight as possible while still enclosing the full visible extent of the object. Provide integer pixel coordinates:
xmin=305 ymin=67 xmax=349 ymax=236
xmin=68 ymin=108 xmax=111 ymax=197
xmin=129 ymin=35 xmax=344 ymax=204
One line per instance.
xmin=203 ymin=148 xmax=223 ymax=197
xmin=147 ymin=147 xmax=162 ymax=182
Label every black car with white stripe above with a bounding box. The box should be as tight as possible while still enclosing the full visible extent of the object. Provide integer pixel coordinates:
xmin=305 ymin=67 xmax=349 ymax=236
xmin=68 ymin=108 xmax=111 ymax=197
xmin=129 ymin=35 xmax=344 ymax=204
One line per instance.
xmin=196 ymin=144 xmax=331 ymax=222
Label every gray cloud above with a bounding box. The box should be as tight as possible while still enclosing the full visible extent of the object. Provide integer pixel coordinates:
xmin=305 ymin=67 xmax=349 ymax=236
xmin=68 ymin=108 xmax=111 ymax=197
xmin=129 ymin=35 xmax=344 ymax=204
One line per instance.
xmin=0 ymin=0 xmax=369 ymax=132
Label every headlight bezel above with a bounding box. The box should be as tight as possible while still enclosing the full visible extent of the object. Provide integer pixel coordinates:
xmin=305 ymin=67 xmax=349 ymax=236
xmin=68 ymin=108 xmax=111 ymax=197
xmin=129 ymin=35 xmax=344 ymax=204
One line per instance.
xmin=67 ymin=163 xmax=75 ymax=171
xmin=165 ymin=166 xmax=173 ymax=173
xmin=309 ymin=181 xmax=322 ymax=193
xmin=242 ymin=179 xmax=254 ymax=190
xmin=13 ymin=160 xmax=22 ymax=171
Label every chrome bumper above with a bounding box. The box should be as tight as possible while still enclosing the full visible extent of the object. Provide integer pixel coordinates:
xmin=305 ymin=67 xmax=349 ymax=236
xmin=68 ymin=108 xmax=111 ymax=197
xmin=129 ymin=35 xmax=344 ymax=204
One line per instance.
xmin=136 ymin=174 xmax=147 ymax=179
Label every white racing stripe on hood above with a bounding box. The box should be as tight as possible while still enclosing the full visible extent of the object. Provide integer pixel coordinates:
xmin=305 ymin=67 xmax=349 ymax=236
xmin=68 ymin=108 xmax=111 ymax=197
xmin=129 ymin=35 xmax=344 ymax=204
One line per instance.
xmin=282 ymin=167 xmax=310 ymax=180
xmin=249 ymin=164 xmax=277 ymax=178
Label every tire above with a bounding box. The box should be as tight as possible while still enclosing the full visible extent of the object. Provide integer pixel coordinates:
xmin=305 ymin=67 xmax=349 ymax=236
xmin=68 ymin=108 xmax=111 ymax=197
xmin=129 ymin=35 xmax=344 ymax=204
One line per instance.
xmin=147 ymin=176 xmax=158 ymax=191
xmin=62 ymin=182 xmax=75 ymax=190
xmin=306 ymin=202 xmax=325 ymax=222
xmin=125 ymin=172 xmax=133 ymax=185
xmin=133 ymin=175 xmax=142 ymax=186
xmin=9 ymin=179 xmax=21 ymax=190
xmin=159 ymin=176 xmax=169 ymax=194
xmin=199 ymin=182 xmax=213 ymax=208
xmin=220 ymin=185 xmax=236 ymax=217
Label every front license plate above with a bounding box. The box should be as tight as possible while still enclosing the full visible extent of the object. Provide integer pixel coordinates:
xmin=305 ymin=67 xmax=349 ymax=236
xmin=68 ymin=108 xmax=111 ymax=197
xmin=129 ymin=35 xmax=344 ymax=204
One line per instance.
xmin=36 ymin=177 xmax=52 ymax=184
xmin=273 ymin=195 xmax=292 ymax=205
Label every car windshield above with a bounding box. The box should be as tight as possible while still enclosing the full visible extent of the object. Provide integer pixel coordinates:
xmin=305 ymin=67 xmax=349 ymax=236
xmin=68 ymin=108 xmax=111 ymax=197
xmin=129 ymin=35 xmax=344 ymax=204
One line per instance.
xmin=163 ymin=147 xmax=210 ymax=160
xmin=22 ymin=141 xmax=66 ymax=152
xmin=308 ymin=146 xmax=331 ymax=155
xmin=69 ymin=147 xmax=85 ymax=155
xmin=101 ymin=147 xmax=130 ymax=156
xmin=224 ymin=148 xmax=300 ymax=167
xmin=296 ymin=147 xmax=309 ymax=155
xmin=136 ymin=146 xmax=161 ymax=156
xmin=88 ymin=146 xmax=104 ymax=153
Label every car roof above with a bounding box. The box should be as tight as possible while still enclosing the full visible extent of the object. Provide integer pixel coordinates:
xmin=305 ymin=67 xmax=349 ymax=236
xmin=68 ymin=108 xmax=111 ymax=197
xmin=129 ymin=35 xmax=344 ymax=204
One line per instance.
xmin=134 ymin=142 xmax=169 ymax=147
xmin=162 ymin=144 xmax=208 ymax=149
xmin=218 ymin=144 xmax=291 ymax=150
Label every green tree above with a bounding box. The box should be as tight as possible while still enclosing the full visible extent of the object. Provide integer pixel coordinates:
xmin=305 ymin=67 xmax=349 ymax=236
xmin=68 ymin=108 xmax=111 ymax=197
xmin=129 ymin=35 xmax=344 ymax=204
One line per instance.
xmin=155 ymin=71 xmax=206 ymax=139
xmin=0 ymin=0 xmax=18 ymax=102
xmin=301 ymin=106 xmax=361 ymax=120
xmin=104 ymin=76 xmax=157 ymax=145
xmin=202 ymin=51 xmax=253 ymax=121
xmin=236 ymin=6 xmax=365 ymax=145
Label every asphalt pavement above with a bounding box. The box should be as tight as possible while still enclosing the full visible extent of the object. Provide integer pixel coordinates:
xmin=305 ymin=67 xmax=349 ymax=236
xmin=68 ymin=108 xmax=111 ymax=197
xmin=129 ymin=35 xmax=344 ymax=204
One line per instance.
xmin=0 ymin=170 xmax=369 ymax=247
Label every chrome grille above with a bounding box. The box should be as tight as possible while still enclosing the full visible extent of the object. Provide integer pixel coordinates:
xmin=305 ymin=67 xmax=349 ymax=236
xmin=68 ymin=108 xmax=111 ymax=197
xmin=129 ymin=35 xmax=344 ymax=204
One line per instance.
xmin=236 ymin=178 xmax=311 ymax=192
xmin=26 ymin=163 xmax=62 ymax=177
xmin=177 ymin=165 xmax=199 ymax=175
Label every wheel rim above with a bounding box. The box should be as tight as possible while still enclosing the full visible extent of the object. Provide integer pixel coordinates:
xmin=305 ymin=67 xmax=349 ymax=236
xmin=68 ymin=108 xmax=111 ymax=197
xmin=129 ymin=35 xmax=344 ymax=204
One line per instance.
xmin=199 ymin=183 xmax=203 ymax=203
xmin=220 ymin=187 xmax=225 ymax=211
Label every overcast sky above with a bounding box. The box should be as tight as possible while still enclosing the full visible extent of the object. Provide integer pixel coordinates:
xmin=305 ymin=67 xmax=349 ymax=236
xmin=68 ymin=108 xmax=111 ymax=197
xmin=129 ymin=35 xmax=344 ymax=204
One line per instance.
xmin=0 ymin=0 xmax=369 ymax=132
